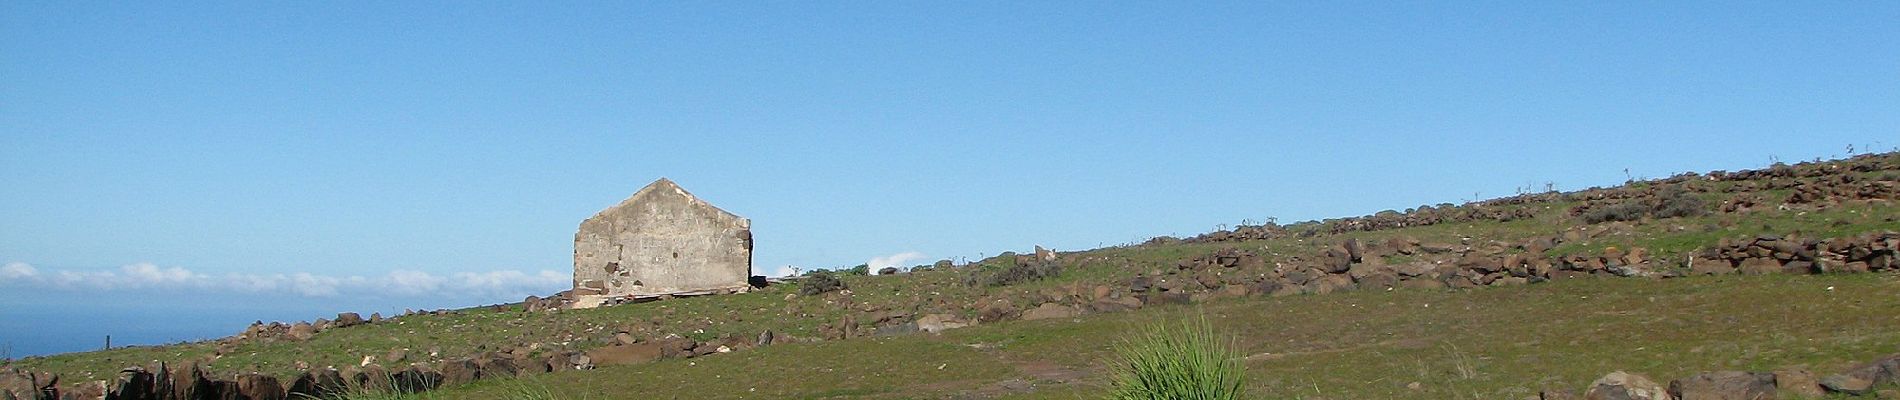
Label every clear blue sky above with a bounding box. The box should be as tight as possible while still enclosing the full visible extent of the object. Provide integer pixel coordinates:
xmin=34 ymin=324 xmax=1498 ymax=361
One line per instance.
xmin=2 ymin=2 xmax=1896 ymax=355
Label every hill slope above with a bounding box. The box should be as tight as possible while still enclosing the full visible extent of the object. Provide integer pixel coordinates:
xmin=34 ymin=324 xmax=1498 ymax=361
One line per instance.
xmin=5 ymin=152 xmax=1899 ymax=399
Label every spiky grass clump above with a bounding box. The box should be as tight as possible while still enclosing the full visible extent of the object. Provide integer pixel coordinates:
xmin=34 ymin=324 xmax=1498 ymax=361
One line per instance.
xmin=309 ymin=378 xmax=567 ymax=400
xmin=1107 ymin=316 xmax=1248 ymax=400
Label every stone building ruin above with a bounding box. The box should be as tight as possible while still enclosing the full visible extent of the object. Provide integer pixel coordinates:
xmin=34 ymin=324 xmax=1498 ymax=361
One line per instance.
xmin=572 ymin=178 xmax=752 ymax=307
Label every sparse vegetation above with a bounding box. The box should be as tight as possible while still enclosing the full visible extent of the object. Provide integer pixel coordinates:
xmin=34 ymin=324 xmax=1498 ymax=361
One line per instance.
xmin=1107 ymin=316 xmax=1248 ymax=400
xmin=1581 ymin=201 xmax=1650 ymax=224
xmin=965 ymin=260 xmax=1061 ymax=287
xmin=1580 ymin=186 xmax=1710 ymax=223
xmin=1652 ymin=187 xmax=1710 ymax=219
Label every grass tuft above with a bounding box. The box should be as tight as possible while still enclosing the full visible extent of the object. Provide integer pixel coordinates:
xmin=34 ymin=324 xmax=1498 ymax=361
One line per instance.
xmin=1107 ymin=316 xmax=1248 ymax=400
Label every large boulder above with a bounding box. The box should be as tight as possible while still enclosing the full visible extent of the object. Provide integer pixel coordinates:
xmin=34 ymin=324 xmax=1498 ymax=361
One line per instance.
xmin=333 ymin=312 xmax=366 ymax=328
xmin=1584 ymin=371 xmax=1669 ymax=400
xmin=542 ymin=351 xmax=591 ymax=371
xmin=477 ymin=355 xmax=521 ymax=378
xmin=286 ymin=323 xmax=316 ymax=341
xmin=1020 ymin=303 xmax=1079 ymax=321
xmin=1305 ymin=274 xmax=1354 ymax=294
xmin=1354 ymin=271 xmax=1401 ymax=290
xmin=1736 ymin=257 xmax=1782 ymax=275
xmin=1772 ymin=369 xmax=1823 ymax=398
xmin=1853 ymin=353 xmax=1900 ymax=386
xmin=67 ymin=380 xmax=107 ymax=400
xmin=286 ymin=368 xmax=346 ymax=399
xmin=585 ymin=344 xmax=662 ymax=367
xmin=915 ymin=314 xmax=971 ymax=333
xmin=390 ymin=365 xmax=442 ymax=393
xmin=977 ymin=299 xmax=1019 ymax=323
xmin=436 ymin=358 xmax=481 ymax=386
xmin=343 ymin=364 xmax=391 ymax=392
xmin=234 ymin=373 xmax=285 ymax=400
xmin=657 ymin=336 xmax=698 ymax=359
xmin=200 ymin=379 xmax=243 ymax=400
xmin=110 ymin=367 xmax=157 ymax=400
xmin=1088 ymin=296 xmax=1143 ymax=313
xmin=1667 ymin=371 xmax=1775 ymax=400
xmin=1819 ymin=374 xmax=1872 ymax=395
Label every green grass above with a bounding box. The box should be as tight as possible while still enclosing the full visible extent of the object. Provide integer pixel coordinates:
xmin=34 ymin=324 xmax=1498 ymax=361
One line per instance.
xmin=317 ymin=377 xmax=572 ymax=400
xmin=406 ymin=273 xmax=1900 ymax=400
xmin=1107 ymin=316 xmax=1247 ymax=400
xmin=15 ymin=197 xmax=1899 ymax=390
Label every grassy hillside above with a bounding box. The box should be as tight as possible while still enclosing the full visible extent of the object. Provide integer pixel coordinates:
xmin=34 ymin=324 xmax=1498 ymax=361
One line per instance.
xmin=6 ymin=152 xmax=1898 ymax=399
xmin=428 ymin=273 xmax=1900 ymax=399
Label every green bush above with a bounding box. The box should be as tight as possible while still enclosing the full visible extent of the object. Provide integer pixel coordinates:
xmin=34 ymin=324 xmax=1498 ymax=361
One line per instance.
xmin=1581 ymin=202 xmax=1648 ymax=224
xmin=1580 ymin=186 xmax=1708 ymax=224
xmin=1107 ymin=317 xmax=1248 ymax=400
xmin=1652 ymin=187 xmax=1708 ymax=219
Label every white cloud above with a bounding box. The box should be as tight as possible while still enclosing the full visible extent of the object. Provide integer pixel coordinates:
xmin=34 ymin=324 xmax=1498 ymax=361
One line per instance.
xmin=769 ymin=265 xmax=799 ymax=278
xmin=120 ymin=262 xmax=202 ymax=287
xmin=0 ymin=261 xmax=568 ymax=301
xmin=384 ymin=270 xmax=446 ymax=295
xmin=866 ymin=251 xmax=927 ymax=272
xmin=1 ymin=262 xmax=37 ymax=280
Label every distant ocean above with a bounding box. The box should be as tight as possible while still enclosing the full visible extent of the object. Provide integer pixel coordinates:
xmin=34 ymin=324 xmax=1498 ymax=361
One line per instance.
xmin=0 ymin=291 xmax=504 ymax=358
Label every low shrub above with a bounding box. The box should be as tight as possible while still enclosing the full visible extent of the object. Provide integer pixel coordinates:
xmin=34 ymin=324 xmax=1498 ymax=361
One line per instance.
xmin=1653 ymin=187 xmax=1709 ymax=219
xmin=1581 ymin=202 xmax=1648 ymax=224
xmin=1107 ymin=316 xmax=1248 ymax=400
xmin=1579 ymin=186 xmax=1710 ymax=224
xmin=799 ymin=271 xmax=846 ymax=296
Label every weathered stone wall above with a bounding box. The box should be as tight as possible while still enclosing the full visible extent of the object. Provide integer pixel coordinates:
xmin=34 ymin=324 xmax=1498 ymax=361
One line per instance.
xmin=573 ymin=179 xmax=752 ymax=298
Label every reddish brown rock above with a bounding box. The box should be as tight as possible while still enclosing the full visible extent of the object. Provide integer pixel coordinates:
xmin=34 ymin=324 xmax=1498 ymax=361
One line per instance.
xmin=586 ymin=344 xmax=662 ymax=367
xmin=1585 ymin=371 xmax=1669 ymax=400
xmin=234 ymin=373 xmax=285 ymax=400
xmin=1773 ymin=369 xmax=1823 ymax=398
xmin=1667 ymin=371 xmax=1775 ymax=400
